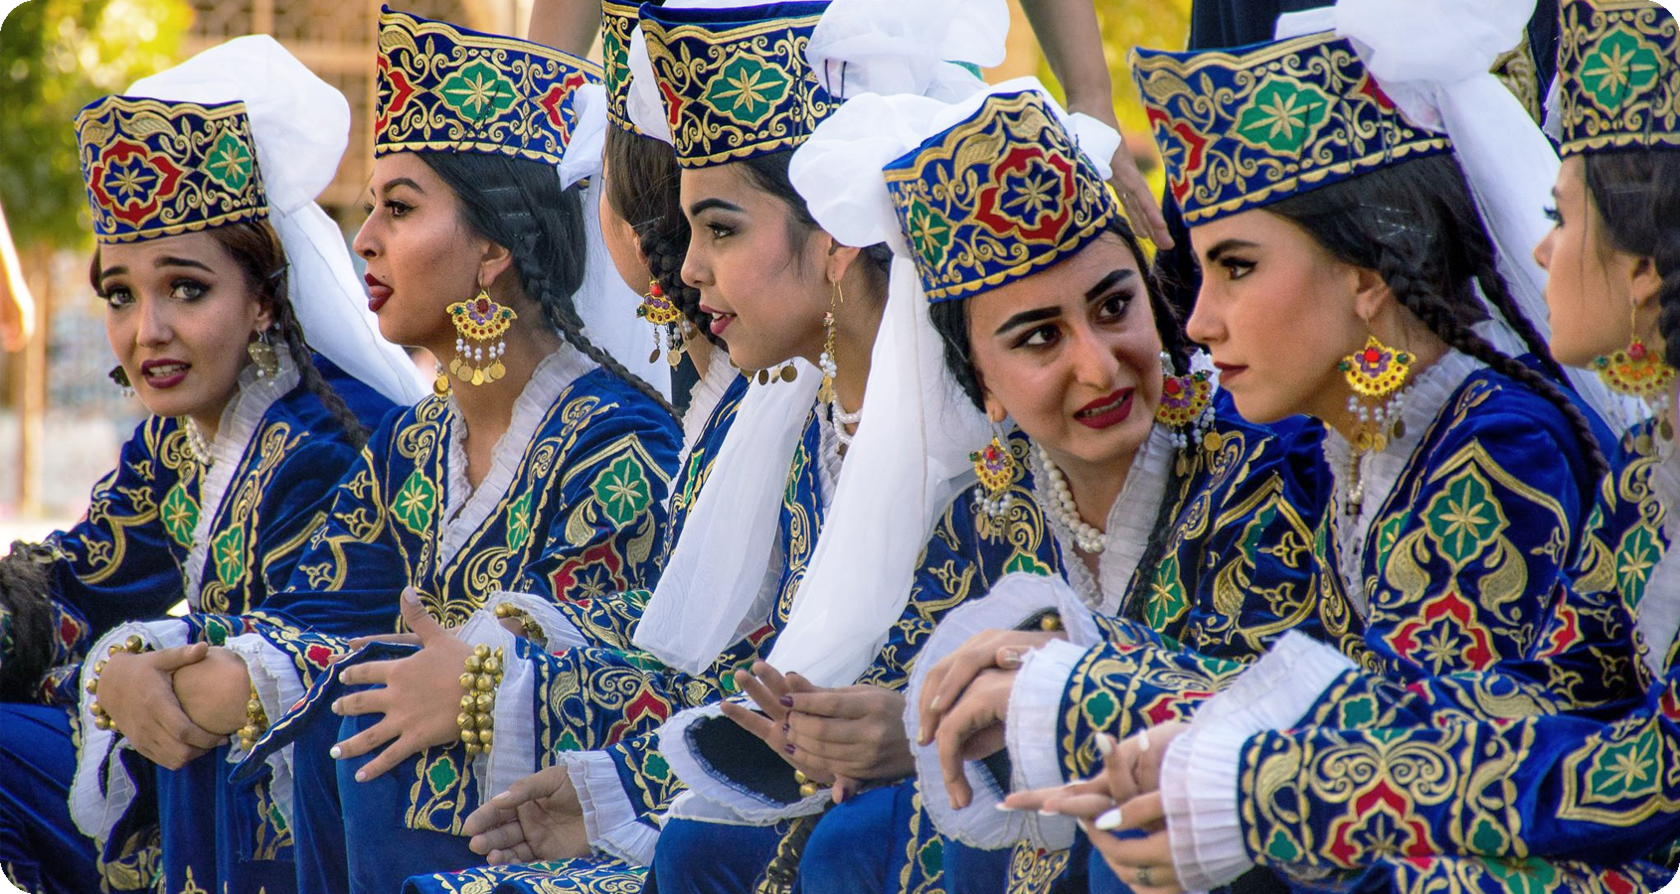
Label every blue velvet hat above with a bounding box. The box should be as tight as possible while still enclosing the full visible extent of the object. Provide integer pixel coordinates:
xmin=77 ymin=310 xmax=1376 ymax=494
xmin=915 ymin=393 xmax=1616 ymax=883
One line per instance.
xmin=1556 ymin=0 xmax=1679 ymax=156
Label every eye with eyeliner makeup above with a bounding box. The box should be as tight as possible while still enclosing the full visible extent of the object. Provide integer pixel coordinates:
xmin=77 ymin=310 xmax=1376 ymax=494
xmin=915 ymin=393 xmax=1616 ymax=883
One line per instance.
xmin=170 ymin=279 xmax=208 ymax=301
xmin=101 ymin=284 xmax=134 ymax=308
xmin=1543 ymin=205 xmax=1561 ymax=225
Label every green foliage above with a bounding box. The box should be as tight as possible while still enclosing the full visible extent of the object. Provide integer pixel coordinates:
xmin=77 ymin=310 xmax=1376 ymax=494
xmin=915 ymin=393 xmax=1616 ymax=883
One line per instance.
xmin=0 ymin=0 xmax=190 ymax=248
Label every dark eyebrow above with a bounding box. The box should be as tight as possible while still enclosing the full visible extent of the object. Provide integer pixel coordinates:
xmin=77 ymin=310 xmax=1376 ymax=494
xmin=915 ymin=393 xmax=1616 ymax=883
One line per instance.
xmin=688 ymin=197 xmax=743 ymax=217
xmin=1203 ymin=239 xmax=1260 ymax=264
xmin=1085 ymin=268 xmax=1136 ymax=300
xmin=369 ymin=177 xmax=425 ymax=200
xmin=154 ymin=256 xmax=213 ymax=273
xmin=994 ymin=306 xmax=1061 ymax=337
xmin=98 ymin=265 xmax=126 ymax=281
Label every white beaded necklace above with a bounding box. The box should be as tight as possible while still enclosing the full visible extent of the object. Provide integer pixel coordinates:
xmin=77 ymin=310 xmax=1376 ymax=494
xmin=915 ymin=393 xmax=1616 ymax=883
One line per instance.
xmin=829 ymin=400 xmax=861 ymax=447
xmin=183 ymin=418 xmax=215 ymax=468
xmin=1034 ymin=443 xmax=1104 ymax=554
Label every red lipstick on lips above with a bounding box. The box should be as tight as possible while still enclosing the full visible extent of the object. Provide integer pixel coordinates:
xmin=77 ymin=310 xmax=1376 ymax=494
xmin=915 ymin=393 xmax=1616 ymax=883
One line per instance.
xmin=364 ymin=273 xmax=393 ymax=313
xmin=1074 ymin=387 xmax=1134 ymax=430
xmin=139 ymin=358 xmax=189 ymax=389
xmin=700 ymin=303 xmax=734 ymax=337
xmin=1213 ymin=361 xmax=1247 ymax=384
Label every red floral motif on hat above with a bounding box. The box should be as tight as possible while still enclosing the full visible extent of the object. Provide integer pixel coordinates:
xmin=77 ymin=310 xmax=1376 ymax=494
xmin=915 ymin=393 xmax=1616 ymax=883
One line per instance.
xmin=1146 ymin=107 xmax=1209 ymax=204
xmin=538 ymin=71 xmax=590 ymax=142
xmin=89 ymin=139 xmax=185 ymax=229
xmin=377 ymin=55 xmax=418 ymax=135
xmin=974 ymin=145 xmax=1074 ymax=242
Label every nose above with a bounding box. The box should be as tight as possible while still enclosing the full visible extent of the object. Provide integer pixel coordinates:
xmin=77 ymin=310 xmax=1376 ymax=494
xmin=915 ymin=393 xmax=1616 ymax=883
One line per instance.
xmin=1185 ymin=286 xmax=1223 ymax=345
xmin=1067 ymin=323 xmax=1120 ymax=391
xmin=353 ymin=214 xmax=380 ymax=260
xmin=681 ymin=236 xmax=710 ymax=289
xmin=1532 ymin=226 xmax=1555 ymax=272
xmin=134 ymin=294 xmax=172 ymax=347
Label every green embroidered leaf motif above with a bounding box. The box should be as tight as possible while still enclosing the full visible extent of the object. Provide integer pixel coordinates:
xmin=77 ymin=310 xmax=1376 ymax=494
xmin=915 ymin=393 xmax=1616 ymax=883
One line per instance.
xmin=204 ymin=615 xmax=231 ymax=647
xmin=1581 ymin=27 xmax=1662 ymax=110
xmin=1145 ymin=553 xmax=1188 ymax=631
xmin=213 ymin=525 xmax=246 ymax=588
xmin=506 ymin=491 xmax=534 ymax=552
xmin=555 ymin=729 xmax=583 ymax=752
xmin=1337 ymin=694 xmax=1376 ymax=728
xmin=903 ymin=196 xmax=954 ymax=271
xmin=1469 ymin=817 xmax=1508 ymax=855
xmin=1232 ymin=80 xmax=1332 ymax=155
xmin=1081 ymin=690 xmax=1118 ymax=730
xmin=1373 ymin=510 xmax=1410 ymax=567
xmin=161 ymin=481 xmax=199 ymax=549
xmin=1420 ymin=467 xmax=1505 ymax=568
xmin=1583 ymin=723 xmax=1662 ymax=801
xmin=592 ymin=456 xmax=652 ymax=529
xmin=438 ymin=60 xmax=518 ymax=121
xmin=1480 ymin=857 xmax=1557 ymax=894
xmin=643 ymin=751 xmax=670 ymax=782
xmin=391 ymin=470 xmax=439 ymax=536
xmin=917 ymin=836 xmax=945 ymax=878
xmin=425 ymin=756 xmax=459 ymax=793
xmin=204 ymin=130 xmax=253 ymax=193
xmin=1616 ymin=523 xmax=1661 ymax=609
xmin=1264 ymin=828 xmax=1301 ymax=863
xmin=701 ymin=56 xmax=791 ymax=126
xmin=1002 ymin=552 xmax=1053 ymax=577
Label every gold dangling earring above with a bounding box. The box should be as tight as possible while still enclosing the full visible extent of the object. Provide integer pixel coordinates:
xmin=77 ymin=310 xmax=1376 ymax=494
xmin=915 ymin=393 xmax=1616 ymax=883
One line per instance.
xmin=1338 ymin=331 xmax=1414 ymax=516
xmin=817 ymin=280 xmax=842 ymax=404
xmin=448 ymin=285 xmax=517 ymax=387
xmin=247 ymin=328 xmax=280 ymax=379
xmin=971 ymin=421 xmax=1018 ymax=523
xmin=433 ymin=360 xmax=451 ymax=398
xmin=1595 ymin=302 xmax=1677 ymax=452
xmin=637 ymin=278 xmax=687 ymax=366
xmin=1154 ymin=350 xmax=1218 ymax=475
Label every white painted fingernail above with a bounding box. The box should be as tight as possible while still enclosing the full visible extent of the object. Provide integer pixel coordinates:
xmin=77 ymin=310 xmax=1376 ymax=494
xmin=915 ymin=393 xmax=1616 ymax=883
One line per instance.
xmin=1096 ymin=733 xmax=1116 ymax=757
xmin=1095 ymin=807 xmax=1122 ymax=831
xmin=329 ymin=745 xmax=343 ymax=759
xmin=1036 ymin=808 xmax=1058 ymax=817
xmin=994 ymin=803 xmax=1016 ymax=812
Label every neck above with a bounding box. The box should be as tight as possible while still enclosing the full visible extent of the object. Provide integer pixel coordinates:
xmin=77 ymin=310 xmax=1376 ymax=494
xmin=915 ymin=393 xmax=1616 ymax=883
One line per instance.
xmin=187 ymin=361 xmax=253 ymax=442
xmin=1048 ymin=442 xmax=1136 ymax=533
xmin=825 ymin=285 xmax=885 ymax=416
xmin=442 ymin=321 xmax=564 ymax=440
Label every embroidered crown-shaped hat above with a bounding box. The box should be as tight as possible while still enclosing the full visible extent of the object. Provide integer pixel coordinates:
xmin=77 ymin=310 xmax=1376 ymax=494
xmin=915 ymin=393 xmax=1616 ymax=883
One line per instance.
xmin=640 ymin=1 xmax=837 ymax=168
xmin=1130 ymin=32 xmax=1451 ymax=225
xmin=881 ymin=89 xmax=1118 ymax=303
xmin=1556 ymin=0 xmax=1679 ymax=156
xmin=603 ymin=0 xmax=642 ymax=133
xmin=376 ymin=7 xmax=602 ymax=165
xmin=75 ymin=97 xmax=267 ymax=244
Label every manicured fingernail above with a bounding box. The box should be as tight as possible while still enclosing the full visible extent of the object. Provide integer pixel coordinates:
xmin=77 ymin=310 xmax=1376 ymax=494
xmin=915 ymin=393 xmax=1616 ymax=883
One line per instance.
xmin=783 ymin=743 xmax=796 ymax=755
xmin=1037 ymin=808 xmax=1058 ymax=817
xmin=1096 ymin=733 xmax=1116 ymax=758
xmin=995 ymin=803 xmax=1016 ymax=812
xmin=402 ymin=587 xmax=419 ymax=604
xmin=998 ymin=648 xmax=1025 ymax=669
xmin=1095 ymin=807 xmax=1122 ymax=831
xmin=492 ymin=791 xmax=512 ymax=805
xmin=781 ymin=722 xmax=790 ymax=734
xmin=329 ymin=745 xmax=343 ymax=759
xmin=928 ymin=695 xmax=942 ymax=712
xmin=355 ymin=769 xmax=368 ymax=783
xmin=331 ymin=699 xmax=343 ymax=715
xmin=779 ymin=695 xmax=794 ymax=708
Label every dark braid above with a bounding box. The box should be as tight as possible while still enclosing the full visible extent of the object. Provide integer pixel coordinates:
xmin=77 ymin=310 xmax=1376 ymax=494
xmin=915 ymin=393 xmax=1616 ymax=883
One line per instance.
xmin=1268 ymin=153 xmax=1607 ymax=479
xmin=419 ymin=151 xmax=677 ymax=418
xmin=89 ymin=220 xmax=369 ymax=447
xmin=1580 ymin=150 xmax=1680 ymax=370
xmin=605 ymin=125 xmax=717 ymax=343
xmin=928 ymin=215 xmax=1192 ymax=624
xmin=0 ymin=541 xmax=54 ymax=701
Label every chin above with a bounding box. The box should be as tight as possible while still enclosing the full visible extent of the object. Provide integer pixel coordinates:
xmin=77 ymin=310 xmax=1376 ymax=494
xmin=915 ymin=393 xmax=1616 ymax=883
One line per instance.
xmin=1226 ymin=389 xmax=1291 ymax=426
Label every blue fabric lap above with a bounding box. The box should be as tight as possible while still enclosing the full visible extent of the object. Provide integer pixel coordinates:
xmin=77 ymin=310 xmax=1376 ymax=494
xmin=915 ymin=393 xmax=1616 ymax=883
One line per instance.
xmin=0 ymin=703 xmax=99 ymax=894
xmin=800 ymin=783 xmax=918 ymax=894
xmin=652 ymin=817 xmax=784 ymax=894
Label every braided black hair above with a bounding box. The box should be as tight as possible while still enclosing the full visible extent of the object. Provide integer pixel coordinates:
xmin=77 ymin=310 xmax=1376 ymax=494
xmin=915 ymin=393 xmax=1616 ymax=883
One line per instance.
xmin=928 ymin=215 xmax=1192 ymax=624
xmin=0 ymin=541 xmax=55 ymax=702
xmin=1580 ymin=149 xmax=1680 ymax=370
xmin=419 ymin=150 xmax=676 ymax=417
xmin=1268 ymin=153 xmax=1607 ymax=480
xmin=604 ymin=125 xmax=717 ymax=342
xmin=89 ymin=220 xmax=369 ymax=448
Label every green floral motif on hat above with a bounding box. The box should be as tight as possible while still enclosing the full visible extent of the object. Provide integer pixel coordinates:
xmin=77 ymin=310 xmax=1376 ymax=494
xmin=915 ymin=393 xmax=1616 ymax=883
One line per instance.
xmin=702 ymin=56 xmax=792 ymax=127
xmin=1580 ymin=26 xmax=1662 ymax=111
xmin=439 ymin=59 xmax=519 ymax=122
xmin=903 ymin=196 xmax=954 ymax=272
xmin=1233 ymin=79 xmax=1333 ymax=155
xmin=204 ymin=129 xmax=254 ymax=194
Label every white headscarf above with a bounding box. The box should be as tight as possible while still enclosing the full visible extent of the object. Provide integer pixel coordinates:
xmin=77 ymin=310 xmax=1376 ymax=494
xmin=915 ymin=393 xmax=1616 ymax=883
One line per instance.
xmin=127 ymin=36 xmax=422 ymax=406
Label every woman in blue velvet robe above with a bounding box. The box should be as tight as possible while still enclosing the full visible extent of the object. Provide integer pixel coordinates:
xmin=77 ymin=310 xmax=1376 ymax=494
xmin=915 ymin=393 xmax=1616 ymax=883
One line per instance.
xmin=0 ymin=37 xmax=422 ymax=894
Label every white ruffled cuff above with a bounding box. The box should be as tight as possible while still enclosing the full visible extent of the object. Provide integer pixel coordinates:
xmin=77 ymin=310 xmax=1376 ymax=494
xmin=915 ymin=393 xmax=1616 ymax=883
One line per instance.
xmin=1161 ymin=724 xmax=1253 ymax=892
xmin=69 ymin=619 xmax=192 ymax=841
xmin=1189 ymin=632 xmax=1355 ymax=733
xmin=221 ymin=632 xmax=306 ymax=829
xmin=657 ymin=703 xmax=831 ymax=824
xmin=456 ymin=614 xmax=534 ymax=800
xmin=556 ymin=749 xmax=659 ymax=866
xmin=1005 ymin=639 xmax=1087 ymax=793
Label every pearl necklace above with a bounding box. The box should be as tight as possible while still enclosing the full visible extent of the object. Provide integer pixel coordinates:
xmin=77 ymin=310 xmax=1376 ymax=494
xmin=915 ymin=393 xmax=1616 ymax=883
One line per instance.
xmin=1034 ymin=443 xmax=1105 ymax=554
xmin=183 ymin=418 xmax=215 ymax=468
xmin=829 ymin=400 xmax=861 ymax=447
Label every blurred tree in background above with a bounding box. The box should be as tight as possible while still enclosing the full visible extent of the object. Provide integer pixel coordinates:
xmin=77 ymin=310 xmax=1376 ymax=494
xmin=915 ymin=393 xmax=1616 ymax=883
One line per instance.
xmin=1 ymin=0 xmax=191 ymax=249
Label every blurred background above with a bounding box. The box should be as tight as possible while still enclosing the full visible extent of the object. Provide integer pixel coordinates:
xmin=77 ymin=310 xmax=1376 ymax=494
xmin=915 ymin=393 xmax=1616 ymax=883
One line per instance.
xmin=0 ymin=0 xmax=1189 ymax=543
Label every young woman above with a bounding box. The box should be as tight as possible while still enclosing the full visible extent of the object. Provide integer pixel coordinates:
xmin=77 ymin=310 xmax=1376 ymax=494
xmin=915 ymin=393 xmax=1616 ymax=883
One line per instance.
xmin=271 ymin=4 xmax=891 ymax=891
xmin=1011 ymin=2 xmax=1680 ymax=892
xmin=0 ymin=37 xmax=421 ymax=894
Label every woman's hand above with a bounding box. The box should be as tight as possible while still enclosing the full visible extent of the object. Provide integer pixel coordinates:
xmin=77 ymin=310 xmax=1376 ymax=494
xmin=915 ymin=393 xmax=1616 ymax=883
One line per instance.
xmin=931 ymin=666 xmax=1016 ymax=809
xmin=463 ymin=765 xmax=591 ymax=863
xmin=97 ymin=641 xmax=226 ymax=769
xmin=331 ymin=587 xmax=472 ymax=781
xmin=915 ymin=629 xmax=1060 ymax=748
xmin=170 ymin=645 xmax=254 ymax=735
xmin=722 ymin=661 xmax=914 ymax=796
xmin=1084 ymin=793 xmax=1181 ymax=894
